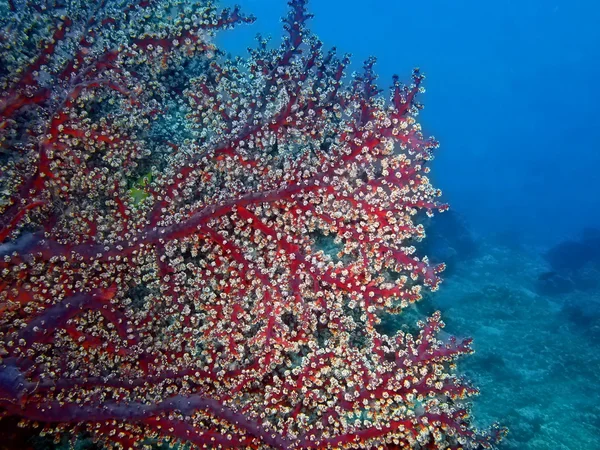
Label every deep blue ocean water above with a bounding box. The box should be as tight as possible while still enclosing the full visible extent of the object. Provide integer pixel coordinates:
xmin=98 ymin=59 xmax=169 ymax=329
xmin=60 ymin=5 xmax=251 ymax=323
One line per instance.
xmin=217 ymin=1 xmax=600 ymax=449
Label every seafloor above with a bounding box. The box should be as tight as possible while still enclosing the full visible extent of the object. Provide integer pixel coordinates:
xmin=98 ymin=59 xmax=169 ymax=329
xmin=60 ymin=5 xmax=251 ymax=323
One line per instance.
xmin=421 ymin=231 xmax=600 ymax=450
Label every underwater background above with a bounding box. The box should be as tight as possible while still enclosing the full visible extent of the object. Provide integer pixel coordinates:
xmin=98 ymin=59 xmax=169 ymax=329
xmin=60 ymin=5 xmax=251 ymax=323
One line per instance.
xmin=219 ymin=1 xmax=600 ymax=449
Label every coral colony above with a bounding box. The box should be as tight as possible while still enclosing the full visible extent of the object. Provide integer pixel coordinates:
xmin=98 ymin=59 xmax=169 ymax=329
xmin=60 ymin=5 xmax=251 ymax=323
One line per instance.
xmin=0 ymin=0 xmax=505 ymax=448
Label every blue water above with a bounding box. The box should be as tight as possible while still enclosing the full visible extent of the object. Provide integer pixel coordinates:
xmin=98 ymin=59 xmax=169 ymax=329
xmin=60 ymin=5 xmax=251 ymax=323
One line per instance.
xmin=218 ymin=1 xmax=600 ymax=449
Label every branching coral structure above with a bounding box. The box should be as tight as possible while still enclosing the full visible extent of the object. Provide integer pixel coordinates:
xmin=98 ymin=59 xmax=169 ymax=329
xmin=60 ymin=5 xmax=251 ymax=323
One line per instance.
xmin=0 ymin=0 xmax=506 ymax=448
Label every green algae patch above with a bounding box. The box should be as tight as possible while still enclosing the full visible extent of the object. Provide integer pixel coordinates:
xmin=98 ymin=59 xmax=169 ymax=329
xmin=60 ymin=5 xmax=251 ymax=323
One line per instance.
xmin=129 ymin=173 xmax=152 ymax=205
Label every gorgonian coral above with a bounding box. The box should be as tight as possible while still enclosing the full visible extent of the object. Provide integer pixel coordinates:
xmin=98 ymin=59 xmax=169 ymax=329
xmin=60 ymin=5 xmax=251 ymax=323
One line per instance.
xmin=0 ymin=0 xmax=505 ymax=448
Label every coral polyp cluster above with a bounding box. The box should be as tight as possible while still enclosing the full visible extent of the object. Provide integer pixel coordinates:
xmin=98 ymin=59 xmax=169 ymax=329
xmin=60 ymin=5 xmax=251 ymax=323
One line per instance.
xmin=0 ymin=0 xmax=505 ymax=448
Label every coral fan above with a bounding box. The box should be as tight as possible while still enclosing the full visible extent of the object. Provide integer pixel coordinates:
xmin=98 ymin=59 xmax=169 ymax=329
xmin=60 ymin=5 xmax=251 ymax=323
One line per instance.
xmin=0 ymin=0 xmax=505 ymax=448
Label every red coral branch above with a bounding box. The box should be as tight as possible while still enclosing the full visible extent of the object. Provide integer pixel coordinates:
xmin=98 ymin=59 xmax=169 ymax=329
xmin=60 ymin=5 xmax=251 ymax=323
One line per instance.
xmin=0 ymin=0 xmax=506 ymax=449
